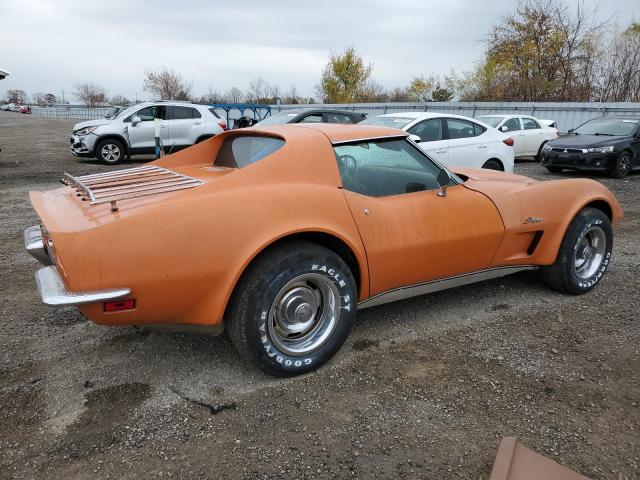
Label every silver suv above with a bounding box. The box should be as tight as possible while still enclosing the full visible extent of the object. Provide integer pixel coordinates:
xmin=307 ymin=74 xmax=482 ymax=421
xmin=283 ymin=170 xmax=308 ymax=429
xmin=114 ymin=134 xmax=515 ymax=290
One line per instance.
xmin=70 ymin=101 xmax=227 ymax=164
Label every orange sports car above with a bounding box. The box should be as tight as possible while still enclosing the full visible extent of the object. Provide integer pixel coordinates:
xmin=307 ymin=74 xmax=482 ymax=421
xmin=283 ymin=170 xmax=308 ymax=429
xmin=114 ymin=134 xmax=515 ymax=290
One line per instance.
xmin=25 ymin=124 xmax=623 ymax=376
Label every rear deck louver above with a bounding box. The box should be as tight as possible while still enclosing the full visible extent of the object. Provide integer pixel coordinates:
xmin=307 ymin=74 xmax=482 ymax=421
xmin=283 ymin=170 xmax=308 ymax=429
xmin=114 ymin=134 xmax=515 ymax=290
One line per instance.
xmin=62 ymin=165 xmax=203 ymax=211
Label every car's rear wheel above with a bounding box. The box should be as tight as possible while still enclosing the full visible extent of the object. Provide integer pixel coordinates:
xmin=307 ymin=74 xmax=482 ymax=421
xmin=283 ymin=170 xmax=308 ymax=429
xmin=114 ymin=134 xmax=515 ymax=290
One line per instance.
xmin=96 ymin=138 xmax=125 ymax=164
xmin=546 ymin=166 xmax=563 ymax=173
xmin=482 ymin=159 xmax=503 ymax=171
xmin=609 ymin=151 xmax=632 ymax=179
xmin=538 ymin=207 xmax=612 ymax=294
xmin=226 ymin=241 xmax=357 ymax=376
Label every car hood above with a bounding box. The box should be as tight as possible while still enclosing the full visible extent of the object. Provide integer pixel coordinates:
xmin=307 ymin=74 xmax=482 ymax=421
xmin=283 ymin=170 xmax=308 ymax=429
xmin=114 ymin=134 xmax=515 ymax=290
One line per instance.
xmin=72 ymin=119 xmax=111 ymax=131
xmin=548 ymin=134 xmax=629 ymax=149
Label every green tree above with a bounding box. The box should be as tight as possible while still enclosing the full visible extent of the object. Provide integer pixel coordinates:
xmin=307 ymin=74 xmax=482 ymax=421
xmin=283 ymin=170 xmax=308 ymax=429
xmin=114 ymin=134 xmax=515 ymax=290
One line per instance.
xmin=319 ymin=47 xmax=373 ymax=103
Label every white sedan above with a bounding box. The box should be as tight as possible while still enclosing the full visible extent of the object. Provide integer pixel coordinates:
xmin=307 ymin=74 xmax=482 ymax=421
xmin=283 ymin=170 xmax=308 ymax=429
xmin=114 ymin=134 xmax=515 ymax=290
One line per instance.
xmin=360 ymin=112 xmax=514 ymax=173
xmin=476 ymin=115 xmax=559 ymax=160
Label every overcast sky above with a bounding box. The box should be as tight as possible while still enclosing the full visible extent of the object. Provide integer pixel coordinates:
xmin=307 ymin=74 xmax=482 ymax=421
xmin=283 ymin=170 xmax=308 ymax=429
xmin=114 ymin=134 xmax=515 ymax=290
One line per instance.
xmin=0 ymin=0 xmax=637 ymax=101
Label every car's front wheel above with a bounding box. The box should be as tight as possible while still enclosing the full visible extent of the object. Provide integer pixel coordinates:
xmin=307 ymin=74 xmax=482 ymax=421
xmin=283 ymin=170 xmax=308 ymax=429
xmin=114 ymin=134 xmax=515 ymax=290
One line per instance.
xmin=96 ymin=138 xmax=125 ymax=164
xmin=538 ymin=207 xmax=612 ymax=294
xmin=609 ymin=151 xmax=632 ymax=179
xmin=227 ymin=241 xmax=357 ymax=376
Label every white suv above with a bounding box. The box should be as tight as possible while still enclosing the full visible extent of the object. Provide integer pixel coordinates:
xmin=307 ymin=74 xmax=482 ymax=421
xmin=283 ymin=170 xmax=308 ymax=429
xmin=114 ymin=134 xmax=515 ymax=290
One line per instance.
xmin=70 ymin=101 xmax=227 ymax=164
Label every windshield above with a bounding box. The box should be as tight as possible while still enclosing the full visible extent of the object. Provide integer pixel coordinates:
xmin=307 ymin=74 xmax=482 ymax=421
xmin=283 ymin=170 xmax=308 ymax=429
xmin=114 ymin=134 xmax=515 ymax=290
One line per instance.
xmin=360 ymin=116 xmax=414 ymax=129
xmin=477 ymin=116 xmax=505 ymax=128
xmin=574 ymin=118 xmax=638 ymax=136
xmin=255 ymin=111 xmax=301 ymax=126
xmin=114 ymin=105 xmax=139 ymax=119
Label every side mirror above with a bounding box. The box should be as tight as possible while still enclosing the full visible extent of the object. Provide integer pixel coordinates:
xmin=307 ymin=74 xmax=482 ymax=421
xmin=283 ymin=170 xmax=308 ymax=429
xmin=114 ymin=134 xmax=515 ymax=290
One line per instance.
xmin=409 ymin=134 xmax=421 ymax=143
xmin=499 ymin=125 xmax=508 ymax=132
xmin=436 ymin=170 xmax=451 ymax=197
xmin=131 ymin=116 xmax=141 ymax=126
xmin=568 ymin=128 xmax=575 ymax=134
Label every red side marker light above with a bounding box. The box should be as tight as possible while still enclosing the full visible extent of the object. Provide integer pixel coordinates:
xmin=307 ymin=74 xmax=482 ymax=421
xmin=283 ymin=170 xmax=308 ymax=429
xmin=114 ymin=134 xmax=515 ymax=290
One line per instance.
xmin=503 ymin=137 xmax=514 ymax=146
xmin=104 ymin=299 xmax=136 ymax=312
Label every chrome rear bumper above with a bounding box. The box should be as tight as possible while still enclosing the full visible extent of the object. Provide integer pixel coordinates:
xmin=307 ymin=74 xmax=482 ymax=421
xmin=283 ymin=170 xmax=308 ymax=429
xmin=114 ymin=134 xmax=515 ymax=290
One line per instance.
xmin=35 ymin=266 xmax=131 ymax=307
xmin=24 ymin=225 xmax=52 ymax=266
xmin=25 ymin=225 xmax=131 ymax=307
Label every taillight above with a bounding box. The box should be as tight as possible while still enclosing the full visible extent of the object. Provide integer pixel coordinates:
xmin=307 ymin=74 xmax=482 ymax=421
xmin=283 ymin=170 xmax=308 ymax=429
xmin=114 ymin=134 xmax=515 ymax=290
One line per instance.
xmin=555 ymin=129 xmax=560 ymax=137
xmin=503 ymin=137 xmax=514 ymax=146
xmin=104 ymin=299 xmax=136 ymax=312
xmin=218 ymin=121 xmax=228 ymax=131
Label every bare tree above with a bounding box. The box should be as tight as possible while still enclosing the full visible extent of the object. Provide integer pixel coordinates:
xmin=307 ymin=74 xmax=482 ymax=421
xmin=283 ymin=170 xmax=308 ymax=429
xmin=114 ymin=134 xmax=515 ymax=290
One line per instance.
xmin=43 ymin=93 xmax=57 ymax=106
xmin=246 ymin=78 xmax=268 ymax=103
xmin=283 ymin=85 xmax=300 ymax=104
xmin=73 ymin=82 xmax=107 ymax=107
xmin=599 ymin=23 xmax=640 ymax=101
xmin=6 ymin=89 xmax=27 ymax=104
xmin=32 ymin=92 xmax=45 ymax=106
xmin=109 ymin=94 xmax=130 ymax=106
xmin=199 ymin=87 xmax=225 ymax=104
xmin=143 ymin=67 xmax=192 ymax=100
xmin=225 ymin=87 xmax=244 ymax=103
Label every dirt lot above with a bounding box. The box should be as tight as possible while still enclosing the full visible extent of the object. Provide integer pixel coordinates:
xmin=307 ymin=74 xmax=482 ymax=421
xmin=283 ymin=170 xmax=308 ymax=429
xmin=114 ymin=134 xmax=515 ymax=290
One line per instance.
xmin=0 ymin=111 xmax=638 ymax=479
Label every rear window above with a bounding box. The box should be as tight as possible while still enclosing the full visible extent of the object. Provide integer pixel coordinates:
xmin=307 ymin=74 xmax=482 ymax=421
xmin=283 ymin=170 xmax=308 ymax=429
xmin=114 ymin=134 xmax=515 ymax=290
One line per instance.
xmin=215 ymin=135 xmax=285 ymax=168
xmin=208 ymin=108 xmax=222 ymax=119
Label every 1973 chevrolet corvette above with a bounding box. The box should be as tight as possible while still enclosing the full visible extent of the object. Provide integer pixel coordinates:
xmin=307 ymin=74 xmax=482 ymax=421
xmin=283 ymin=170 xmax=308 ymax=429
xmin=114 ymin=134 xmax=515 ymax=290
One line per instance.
xmin=25 ymin=124 xmax=623 ymax=376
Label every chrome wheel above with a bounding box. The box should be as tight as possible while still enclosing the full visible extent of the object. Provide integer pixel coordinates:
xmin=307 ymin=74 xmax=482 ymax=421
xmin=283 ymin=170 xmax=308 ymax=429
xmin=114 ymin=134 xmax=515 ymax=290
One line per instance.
xmin=101 ymin=143 xmax=120 ymax=162
xmin=573 ymin=225 xmax=606 ymax=279
xmin=267 ymin=273 xmax=341 ymax=356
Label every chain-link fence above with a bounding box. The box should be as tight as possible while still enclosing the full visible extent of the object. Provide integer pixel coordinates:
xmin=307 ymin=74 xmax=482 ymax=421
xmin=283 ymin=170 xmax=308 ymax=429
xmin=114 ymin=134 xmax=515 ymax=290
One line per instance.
xmin=31 ymin=106 xmax=112 ymax=120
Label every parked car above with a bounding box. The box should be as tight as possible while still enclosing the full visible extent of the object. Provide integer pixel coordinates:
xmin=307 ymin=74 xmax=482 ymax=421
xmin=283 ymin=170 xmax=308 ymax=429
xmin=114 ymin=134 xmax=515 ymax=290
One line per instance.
xmin=25 ymin=124 xmax=622 ymax=376
xmin=361 ymin=112 xmax=514 ymax=172
xmin=254 ymin=108 xmax=366 ymax=126
xmin=0 ymin=103 xmax=14 ymax=111
xmin=70 ymin=101 xmax=228 ymax=164
xmin=541 ymin=116 xmax=640 ymax=178
xmin=476 ymin=114 xmax=559 ymax=160
xmin=18 ymin=105 xmax=32 ymax=114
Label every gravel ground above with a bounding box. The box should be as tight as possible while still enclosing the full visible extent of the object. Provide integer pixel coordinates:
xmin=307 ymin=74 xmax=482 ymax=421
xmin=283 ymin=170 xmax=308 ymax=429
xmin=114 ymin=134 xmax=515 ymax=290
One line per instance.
xmin=0 ymin=111 xmax=638 ymax=480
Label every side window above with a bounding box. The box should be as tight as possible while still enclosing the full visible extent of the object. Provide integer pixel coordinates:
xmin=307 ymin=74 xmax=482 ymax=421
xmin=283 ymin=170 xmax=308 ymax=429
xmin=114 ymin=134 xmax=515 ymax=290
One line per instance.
xmin=125 ymin=106 xmax=158 ymax=122
xmin=298 ymin=114 xmax=323 ymax=123
xmin=166 ymin=106 xmax=200 ymax=120
xmin=215 ymin=135 xmax=285 ymax=168
xmin=502 ymin=117 xmax=522 ymax=131
xmin=326 ymin=113 xmax=353 ymax=124
xmin=445 ymin=118 xmax=478 ymax=139
xmin=333 ymin=139 xmax=444 ymax=197
xmin=473 ymin=123 xmax=486 ymax=136
xmin=407 ymin=118 xmax=443 ymax=142
xmin=522 ymin=117 xmax=540 ymax=130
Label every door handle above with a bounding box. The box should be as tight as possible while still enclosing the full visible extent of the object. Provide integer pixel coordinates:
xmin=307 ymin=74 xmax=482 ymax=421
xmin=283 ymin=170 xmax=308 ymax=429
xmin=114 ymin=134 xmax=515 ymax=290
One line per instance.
xmin=160 ymin=125 xmax=167 ymax=128
xmin=435 ymin=149 xmax=447 ymax=153
xmin=477 ymin=145 xmax=488 ymax=149
xmin=194 ymin=121 xmax=202 ymax=125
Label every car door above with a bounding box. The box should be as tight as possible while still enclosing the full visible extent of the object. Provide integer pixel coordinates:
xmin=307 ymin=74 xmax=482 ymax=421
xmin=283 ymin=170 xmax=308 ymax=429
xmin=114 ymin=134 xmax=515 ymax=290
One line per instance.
xmin=499 ymin=117 xmax=525 ymax=156
xmin=334 ymin=138 xmax=504 ymax=296
xmin=445 ymin=118 xmax=490 ymax=167
xmin=407 ymin=118 xmax=450 ymax=165
xmin=125 ymin=106 xmax=168 ymax=152
xmin=165 ymin=106 xmax=205 ymax=149
xmin=520 ymin=117 xmax=545 ymax=155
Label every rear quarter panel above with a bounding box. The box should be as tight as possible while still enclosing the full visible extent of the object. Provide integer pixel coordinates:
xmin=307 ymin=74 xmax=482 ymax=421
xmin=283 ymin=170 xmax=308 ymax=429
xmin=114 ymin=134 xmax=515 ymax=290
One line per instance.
xmin=40 ymin=127 xmax=369 ymax=327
